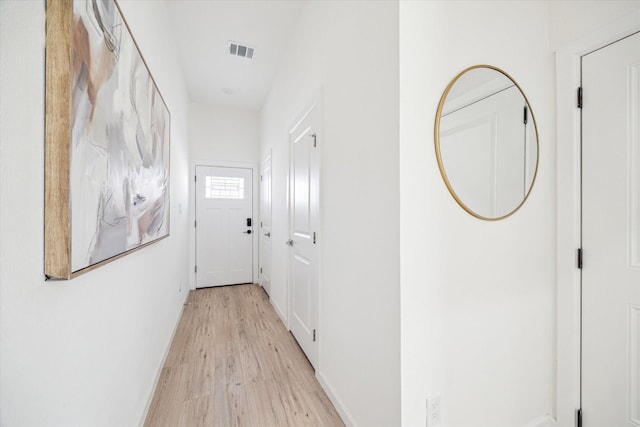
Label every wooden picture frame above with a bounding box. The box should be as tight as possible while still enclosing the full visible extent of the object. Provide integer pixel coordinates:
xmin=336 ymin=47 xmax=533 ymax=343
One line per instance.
xmin=45 ymin=0 xmax=170 ymax=280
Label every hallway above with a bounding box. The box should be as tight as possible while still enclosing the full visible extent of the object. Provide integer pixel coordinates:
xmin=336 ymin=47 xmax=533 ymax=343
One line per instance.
xmin=144 ymin=284 xmax=344 ymax=426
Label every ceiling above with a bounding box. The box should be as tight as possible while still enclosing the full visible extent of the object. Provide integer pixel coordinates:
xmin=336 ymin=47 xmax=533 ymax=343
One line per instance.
xmin=167 ymin=1 xmax=305 ymax=111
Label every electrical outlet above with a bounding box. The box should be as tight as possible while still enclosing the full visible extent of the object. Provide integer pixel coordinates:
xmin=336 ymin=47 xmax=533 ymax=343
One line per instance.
xmin=426 ymin=394 xmax=441 ymax=426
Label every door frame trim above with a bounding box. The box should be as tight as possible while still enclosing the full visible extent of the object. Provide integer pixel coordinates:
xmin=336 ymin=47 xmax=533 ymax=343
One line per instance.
xmin=191 ymin=160 xmax=259 ymax=289
xmin=556 ymin=13 xmax=640 ymax=426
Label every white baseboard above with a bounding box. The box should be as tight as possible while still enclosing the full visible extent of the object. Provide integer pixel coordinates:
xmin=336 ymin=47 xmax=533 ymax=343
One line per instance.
xmin=138 ymin=291 xmax=189 ymax=426
xmin=317 ymin=371 xmax=358 ymax=427
xmin=270 ymin=297 xmax=288 ymax=326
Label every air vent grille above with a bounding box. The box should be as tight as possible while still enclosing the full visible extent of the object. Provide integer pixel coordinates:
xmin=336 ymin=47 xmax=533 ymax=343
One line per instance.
xmin=229 ymin=41 xmax=254 ymax=59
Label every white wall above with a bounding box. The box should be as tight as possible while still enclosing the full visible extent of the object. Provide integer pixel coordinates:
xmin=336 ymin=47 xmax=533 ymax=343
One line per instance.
xmin=259 ymin=2 xmax=400 ymax=426
xmin=188 ymin=102 xmax=259 ymax=289
xmin=550 ymin=0 xmax=640 ymax=48
xmin=400 ymin=2 xmax=556 ymax=426
xmin=189 ymin=102 xmax=259 ymax=164
xmin=0 ymin=1 xmax=190 ymax=425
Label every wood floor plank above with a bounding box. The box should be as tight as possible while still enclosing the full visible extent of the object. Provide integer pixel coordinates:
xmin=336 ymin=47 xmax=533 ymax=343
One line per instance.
xmin=145 ymin=364 xmax=190 ymax=427
xmin=244 ymin=379 xmax=289 ymax=427
xmin=178 ymin=395 xmax=216 ymax=427
xmin=144 ymin=284 xmax=344 ymax=427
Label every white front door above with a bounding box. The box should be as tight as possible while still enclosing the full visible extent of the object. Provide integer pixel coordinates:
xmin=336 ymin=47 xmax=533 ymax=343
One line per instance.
xmin=288 ymin=104 xmax=320 ymax=368
xmin=582 ymin=31 xmax=640 ymax=426
xmin=260 ymin=153 xmax=272 ymax=295
xmin=195 ymin=165 xmax=253 ymax=288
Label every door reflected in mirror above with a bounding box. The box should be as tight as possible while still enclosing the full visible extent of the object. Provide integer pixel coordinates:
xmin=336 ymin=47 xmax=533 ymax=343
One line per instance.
xmin=435 ymin=65 xmax=539 ymax=220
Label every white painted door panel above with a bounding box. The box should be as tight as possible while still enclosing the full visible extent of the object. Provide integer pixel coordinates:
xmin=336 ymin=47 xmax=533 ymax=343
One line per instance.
xmin=582 ymin=32 xmax=640 ymax=426
xmin=195 ymin=166 xmax=253 ymax=288
xmin=289 ymin=105 xmax=319 ymax=368
xmin=260 ymin=154 xmax=272 ymax=295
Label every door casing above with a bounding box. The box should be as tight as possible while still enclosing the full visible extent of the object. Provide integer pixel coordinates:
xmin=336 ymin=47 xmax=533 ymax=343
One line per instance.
xmin=556 ymin=14 xmax=640 ymax=427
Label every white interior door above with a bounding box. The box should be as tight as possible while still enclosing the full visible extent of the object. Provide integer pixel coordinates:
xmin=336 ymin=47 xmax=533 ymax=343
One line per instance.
xmin=260 ymin=153 xmax=272 ymax=295
xmin=288 ymin=104 xmax=320 ymax=368
xmin=582 ymin=31 xmax=640 ymax=426
xmin=195 ymin=165 xmax=253 ymax=288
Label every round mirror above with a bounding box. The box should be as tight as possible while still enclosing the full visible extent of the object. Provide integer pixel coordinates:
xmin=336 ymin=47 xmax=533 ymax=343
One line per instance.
xmin=435 ymin=65 xmax=539 ymax=220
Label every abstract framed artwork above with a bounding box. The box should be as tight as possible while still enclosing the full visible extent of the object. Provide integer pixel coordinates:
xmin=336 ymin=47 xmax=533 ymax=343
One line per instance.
xmin=45 ymin=0 xmax=170 ymax=279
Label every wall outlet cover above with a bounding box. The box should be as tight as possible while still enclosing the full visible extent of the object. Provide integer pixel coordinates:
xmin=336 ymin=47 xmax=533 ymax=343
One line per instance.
xmin=426 ymin=394 xmax=442 ymax=426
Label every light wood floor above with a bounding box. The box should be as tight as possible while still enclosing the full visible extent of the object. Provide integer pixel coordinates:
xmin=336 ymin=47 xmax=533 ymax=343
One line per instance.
xmin=144 ymin=284 xmax=345 ymax=427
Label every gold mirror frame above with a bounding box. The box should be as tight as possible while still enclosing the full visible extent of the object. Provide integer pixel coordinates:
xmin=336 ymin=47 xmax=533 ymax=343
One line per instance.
xmin=434 ymin=65 xmax=539 ymax=221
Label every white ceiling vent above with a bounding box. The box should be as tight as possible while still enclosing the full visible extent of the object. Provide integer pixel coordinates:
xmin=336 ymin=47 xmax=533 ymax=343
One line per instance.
xmin=228 ymin=41 xmax=255 ymax=60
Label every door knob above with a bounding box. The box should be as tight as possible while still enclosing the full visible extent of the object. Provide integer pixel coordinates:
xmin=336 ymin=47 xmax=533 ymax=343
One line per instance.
xmin=286 ymin=239 xmax=293 ymax=246
xmin=243 ymin=230 xmax=252 ymax=234
xmin=265 ymin=232 xmax=271 ymax=237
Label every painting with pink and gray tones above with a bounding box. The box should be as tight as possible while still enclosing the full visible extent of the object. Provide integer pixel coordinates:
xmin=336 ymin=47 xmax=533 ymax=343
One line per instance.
xmin=70 ymin=0 xmax=170 ymax=272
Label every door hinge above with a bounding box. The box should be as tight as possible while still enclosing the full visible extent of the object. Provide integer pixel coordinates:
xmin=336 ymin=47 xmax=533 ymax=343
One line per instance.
xmin=577 ymin=248 xmax=583 ymax=269
xmin=523 ymin=105 xmax=528 ymax=125
xmin=260 ymin=175 xmax=263 ymax=182
xmin=576 ymin=408 xmax=582 ymax=427
xmin=311 ymin=133 xmax=317 ymax=148
xmin=194 ymin=175 xmax=197 ymax=182
xmin=260 ymin=267 xmax=263 ymax=274
xmin=313 ymin=329 xmax=316 ymax=342
xmin=577 ymin=87 xmax=583 ymax=109
xmin=194 ymin=220 xmax=197 ymax=228
xmin=260 ymin=221 xmax=263 ymax=227
xmin=195 ymin=265 xmax=197 ymax=273
xmin=313 ymin=232 xmax=316 ymax=244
